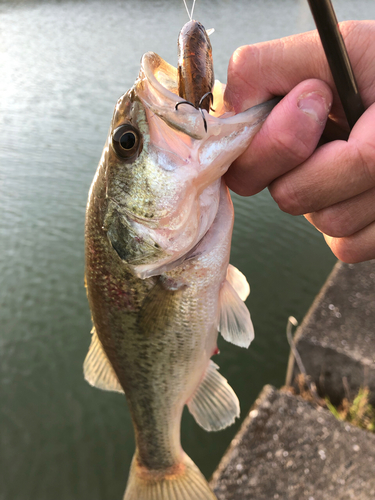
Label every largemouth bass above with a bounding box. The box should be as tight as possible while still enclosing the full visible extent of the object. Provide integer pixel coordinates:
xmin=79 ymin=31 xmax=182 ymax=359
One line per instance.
xmin=84 ymin=20 xmax=277 ymax=500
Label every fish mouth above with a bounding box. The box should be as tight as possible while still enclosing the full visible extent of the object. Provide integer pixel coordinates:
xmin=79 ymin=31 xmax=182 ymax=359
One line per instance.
xmin=138 ymin=52 xmax=180 ymax=102
xmin=138 ymin=52 xmax=226 ymax=114
xmin=136 ymin=52 xmax=227 ymax=140
xmin=136 ymin=51 xmax=277 ymax=142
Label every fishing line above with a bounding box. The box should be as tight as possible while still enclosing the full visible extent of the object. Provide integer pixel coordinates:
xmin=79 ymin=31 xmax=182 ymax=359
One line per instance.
xmin=182 ymin=0 xmax=196 ymax=21
xmin=190 ymin=0 xmax=196 ymax=20
xmin=182 ymin=0 xmax=190 ymax=20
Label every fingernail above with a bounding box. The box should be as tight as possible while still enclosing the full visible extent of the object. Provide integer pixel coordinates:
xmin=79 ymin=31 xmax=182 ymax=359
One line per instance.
xmin=297 ymin=92 xmax=331 ymax=125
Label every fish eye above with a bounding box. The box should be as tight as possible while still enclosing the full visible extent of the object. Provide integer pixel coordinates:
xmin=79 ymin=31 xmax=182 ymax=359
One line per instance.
xmin=112 ymin=124 xmax=141 ymax=160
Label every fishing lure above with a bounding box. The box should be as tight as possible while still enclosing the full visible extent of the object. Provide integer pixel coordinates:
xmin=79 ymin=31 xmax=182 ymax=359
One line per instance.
xmin=177 ymin=19 xmax=214 ymax=113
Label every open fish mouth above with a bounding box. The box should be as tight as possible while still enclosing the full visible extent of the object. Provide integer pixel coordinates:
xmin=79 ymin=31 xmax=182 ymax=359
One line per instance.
xmin=136 ymin=52 xmax=228 ymax=140
xmin=136 ymin=50 xmax=279 ymax=162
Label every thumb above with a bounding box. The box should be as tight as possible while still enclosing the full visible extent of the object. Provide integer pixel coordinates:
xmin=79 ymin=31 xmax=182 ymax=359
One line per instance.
xmin=225 ymin=79 xmax=333 ymax=196
xmin=224 ymin=33 xmax=329 ymax=112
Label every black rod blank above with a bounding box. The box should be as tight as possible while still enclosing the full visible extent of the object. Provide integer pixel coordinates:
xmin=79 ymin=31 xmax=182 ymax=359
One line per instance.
xmin=307 ymin=0 xmax=365 ymax=130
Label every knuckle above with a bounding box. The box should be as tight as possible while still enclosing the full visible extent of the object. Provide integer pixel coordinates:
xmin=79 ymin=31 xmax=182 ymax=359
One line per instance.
xmin=228 ymin=181 xmax=258 ymax=197
xmin=269 ymin=177 xmax=304 ymax=215
xmin=329 ymin=237 xmax=361 ymax=264
xmin=339 ymin=21 xmax=374 ymax=91
xmin=229 ymin=44 xmax=260 ymax=89
xmin=313 ymin=207 xmax=355 ymax=238
xmin=339 ymin=20 xmax=362 ymax=40
xmin=354 ymin=138 xmax=375 ymax=186
xmin=231 ymin=44 xmax=258 ymax=69
xmin=272 ymin=127 xmax=312 ymax=166
xmin=236 ymin=183 xmax=262 ymax=197
xmin=227 ymin=44 xmax=261 ymax=110
xmin=225 ymin=160 xmax=265 ymax=197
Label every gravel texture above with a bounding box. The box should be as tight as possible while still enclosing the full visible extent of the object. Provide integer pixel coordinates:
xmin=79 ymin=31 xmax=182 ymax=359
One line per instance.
xmin=288 ymin=260 xmax=375 ymax=405
xmin=211 ymin=385 xmax=375 ymax=500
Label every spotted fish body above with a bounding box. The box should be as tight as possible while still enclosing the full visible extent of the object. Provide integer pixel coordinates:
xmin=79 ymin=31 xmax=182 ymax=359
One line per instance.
xmin=84 ymin=23 xmax=277 ymax=500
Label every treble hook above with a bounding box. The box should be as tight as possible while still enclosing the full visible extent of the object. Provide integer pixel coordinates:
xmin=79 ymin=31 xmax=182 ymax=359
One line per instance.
xmin=175 ymin=92 xmax=214 ymax=133
xmin=198 ymin=91 xmax=215 ymax=112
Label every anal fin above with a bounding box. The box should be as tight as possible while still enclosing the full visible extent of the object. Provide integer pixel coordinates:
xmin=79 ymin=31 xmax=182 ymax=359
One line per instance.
xmin=83 ymin=327 xmax=124 ymax=394
xmin=219 ymin=278 xmax=254 ymax=348
xmin=187 ymin=360 xmax=240 ymax=432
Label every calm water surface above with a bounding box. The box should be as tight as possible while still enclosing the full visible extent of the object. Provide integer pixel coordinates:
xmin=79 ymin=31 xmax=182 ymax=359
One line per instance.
xmin=1 ymin=1 xmax=373 ymax=499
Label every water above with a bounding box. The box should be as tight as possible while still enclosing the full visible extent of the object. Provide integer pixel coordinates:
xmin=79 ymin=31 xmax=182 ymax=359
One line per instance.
xmin=1 ymin=1 xmax=373 ymax=499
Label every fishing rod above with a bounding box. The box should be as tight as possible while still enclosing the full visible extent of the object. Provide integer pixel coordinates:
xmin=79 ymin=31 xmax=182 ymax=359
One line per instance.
xmin=307 ymin=0 xmax=365 ymax=130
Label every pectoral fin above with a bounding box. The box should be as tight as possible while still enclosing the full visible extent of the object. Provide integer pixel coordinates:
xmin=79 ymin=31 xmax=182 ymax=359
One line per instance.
xmin=83 ymin=327 xmax=124 ymax=393
xmin=187 ymin=360 xmax=240 ymax=431
xmin=219 ymin=278 xmax=254 ymax=348
xmin=226 ymin=263 xmax=250 ymax=301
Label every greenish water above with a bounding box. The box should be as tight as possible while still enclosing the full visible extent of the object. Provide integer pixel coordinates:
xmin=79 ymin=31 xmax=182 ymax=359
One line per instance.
xmin=1 ymin=1 xmax=373 ymax=499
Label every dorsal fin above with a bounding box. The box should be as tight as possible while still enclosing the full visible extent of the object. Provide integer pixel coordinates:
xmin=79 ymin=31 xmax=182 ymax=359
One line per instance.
xmin=83 ymin=327 xmax=124 ymax=393
xmin=187 ymin=360 xmax=240 ymax=431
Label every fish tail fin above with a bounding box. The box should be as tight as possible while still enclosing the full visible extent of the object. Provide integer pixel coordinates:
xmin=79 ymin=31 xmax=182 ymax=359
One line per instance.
xmin=124 ymin=452 xmax=217 ymax=500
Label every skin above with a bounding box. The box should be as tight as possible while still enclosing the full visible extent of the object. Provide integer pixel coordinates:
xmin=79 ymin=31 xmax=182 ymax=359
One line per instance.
xmin=224 ymin=20 xmax=375 ymax=264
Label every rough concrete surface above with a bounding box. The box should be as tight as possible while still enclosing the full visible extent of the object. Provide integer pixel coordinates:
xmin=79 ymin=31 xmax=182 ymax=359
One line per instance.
xmin=211 ymin=385 xmax=375 ymax=500
xmin=288 ymin=260 xmax=375 ymax=405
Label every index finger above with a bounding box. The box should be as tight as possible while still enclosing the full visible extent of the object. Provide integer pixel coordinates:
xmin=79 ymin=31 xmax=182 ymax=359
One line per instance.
xmin=225 ymin=21 xmax=375 ymax=118
xmin=224 ymin=31 xmax=332 ymax=113
xmin=224 ymin=78 xmax=332 ymax=196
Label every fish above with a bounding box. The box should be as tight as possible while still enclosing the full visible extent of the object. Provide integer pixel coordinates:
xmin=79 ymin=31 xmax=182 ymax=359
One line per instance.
xmin=84 ymin=19 xmax=277 ymax=500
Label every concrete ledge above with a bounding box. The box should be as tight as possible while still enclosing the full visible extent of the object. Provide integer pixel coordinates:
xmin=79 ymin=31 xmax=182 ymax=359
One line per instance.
xmin=211 ymin=385 xmax=375 ymax=499
xmin=287 ymin=260 xmax=375 ymax=405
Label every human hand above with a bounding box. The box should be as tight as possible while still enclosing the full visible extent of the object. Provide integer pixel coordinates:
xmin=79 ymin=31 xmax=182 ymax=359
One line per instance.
xmin=224 ymin=21 xmax=375 ymax=263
